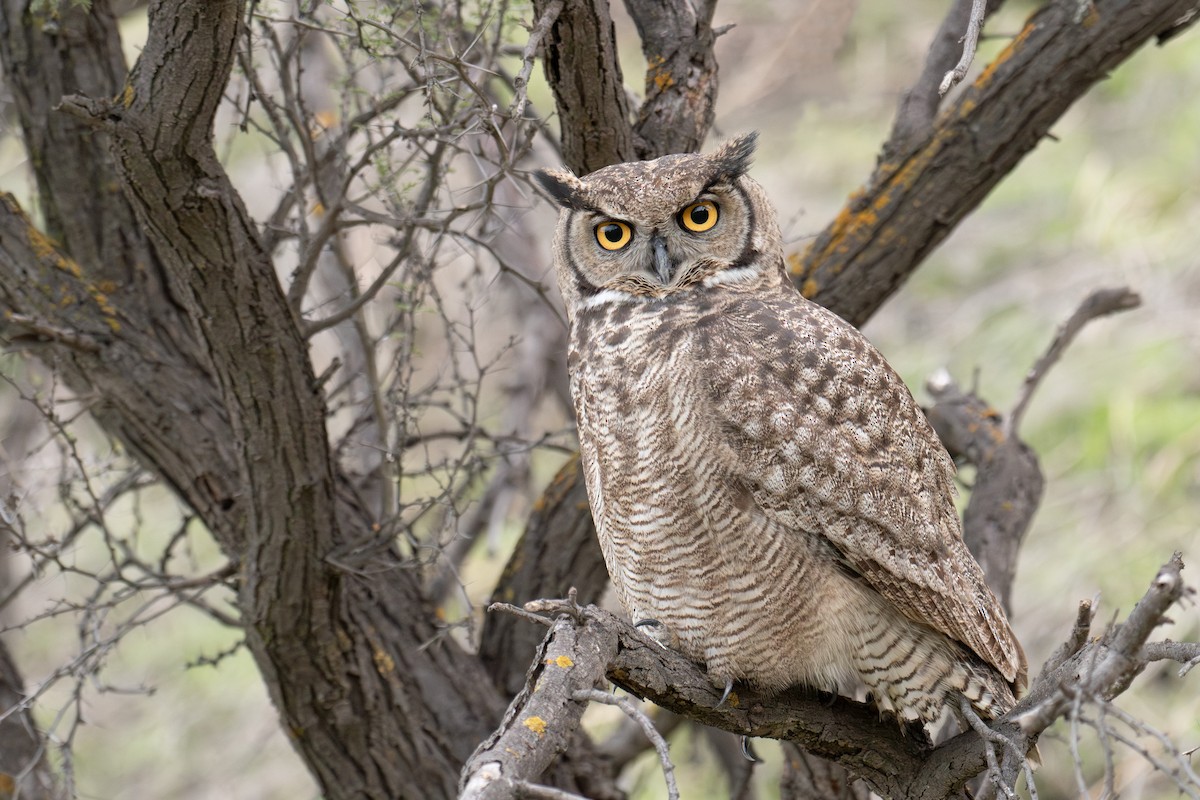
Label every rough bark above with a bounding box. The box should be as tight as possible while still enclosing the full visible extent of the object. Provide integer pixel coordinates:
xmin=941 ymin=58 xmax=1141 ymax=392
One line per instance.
xmin=533 ymin=0 xmax=637 ymax=173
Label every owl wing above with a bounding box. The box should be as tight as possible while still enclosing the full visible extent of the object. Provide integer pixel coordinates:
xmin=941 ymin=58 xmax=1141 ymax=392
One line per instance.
xmin=697 ymin=291 xmax=1026 ymax=688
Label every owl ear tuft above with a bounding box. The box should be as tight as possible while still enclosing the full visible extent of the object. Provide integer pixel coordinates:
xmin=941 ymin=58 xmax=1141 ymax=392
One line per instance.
xmin=707 ymin=131 xmax=759 ymax=183
xmin=535 ymin=168 xmax=589 ymax=210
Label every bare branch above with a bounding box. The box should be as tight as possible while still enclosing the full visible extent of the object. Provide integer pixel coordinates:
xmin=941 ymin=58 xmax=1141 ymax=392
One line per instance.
xmin=574 ymin=689 xmax=679 ymax=800
xmin=460 ymin=612 xmax=618 ymax=799
xmin=938 ymin=0 xmax=990 ymax=95
xmin=1141 ymin=641 xmax=1200 ymax=676
xmin=511 ymin=0 xmax=564 ymax=118
xmin=1007 ymin=287 xmax=1141 ymax=435
xmin=1013 ymin=554 xmax=1189 ymax=736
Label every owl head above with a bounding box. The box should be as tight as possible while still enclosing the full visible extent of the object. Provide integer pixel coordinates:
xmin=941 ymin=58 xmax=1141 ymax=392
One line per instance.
xmin=536 ymin=133 xmax=784 ymax=317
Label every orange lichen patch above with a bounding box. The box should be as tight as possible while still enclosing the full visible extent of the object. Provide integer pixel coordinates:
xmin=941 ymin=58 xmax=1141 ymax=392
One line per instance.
xmin=801 ymin=278 xmax=819 ymax=299
xmin=973 ymin=22 xmax=1035 ymax=92
xmin=724 ymin=691 xmax=740 ymax=708
xmin=374 ymin=649 xmax=395 ymax=675
xmin=811 ymin=199 xmax=879 ymax=261
xmin=547 ymin=655 xmax=573 ymax=668
xmin=523 ymin=716 xmax=547 ymax=737
xmin=0 ymin=773 xmax=14 ymax=793
xmin=122 ymin=83 xmax=135 ymax=108
xmin=652 ymin=67 xmax=674 ymax=93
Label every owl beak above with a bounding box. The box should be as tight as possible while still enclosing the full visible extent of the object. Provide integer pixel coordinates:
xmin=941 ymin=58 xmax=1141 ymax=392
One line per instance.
xmin=651 ymin=234 xmax=673 ymax=284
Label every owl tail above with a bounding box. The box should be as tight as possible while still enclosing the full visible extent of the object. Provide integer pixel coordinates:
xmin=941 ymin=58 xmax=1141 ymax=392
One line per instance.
xmin=852 ymin=610 xmax=1016 ymax=725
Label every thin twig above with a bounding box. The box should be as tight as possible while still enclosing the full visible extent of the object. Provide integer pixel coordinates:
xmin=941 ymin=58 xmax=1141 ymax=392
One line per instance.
xmin=939 ymin=0 xmax=989 ymax=95
xmin=487 ymin=601 xmax=556 ymax=628
xmin=510 ymin=0 xmax=563 ymax=118
xmin=574 ymin=689 xmax=680 ymax=800
xmin=1007 ymin=287 xmax=1141 ymax=436
xmin=2 ymin=313 xmax=103 ymax=353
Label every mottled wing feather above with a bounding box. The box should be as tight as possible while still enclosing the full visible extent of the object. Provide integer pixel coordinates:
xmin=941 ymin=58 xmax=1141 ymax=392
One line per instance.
xmin=696 ymin=292 xmax=1025 ymax=687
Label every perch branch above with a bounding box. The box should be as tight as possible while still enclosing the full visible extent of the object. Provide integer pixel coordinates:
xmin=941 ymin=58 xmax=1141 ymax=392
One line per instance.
xmin=490 ymin=553 xmax=1197 ymax=799
xmin=459 ymin=609 xmax=618 ymax=799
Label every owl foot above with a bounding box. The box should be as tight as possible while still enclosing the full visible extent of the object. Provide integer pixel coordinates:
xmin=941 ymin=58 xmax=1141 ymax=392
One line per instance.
xmin=716 ymin=677 xmax=735 ymax=707
xmin=740 ymin=736 xmax=758 ymax=763
xmin=633 ymin=618 xmax=673 ymax=649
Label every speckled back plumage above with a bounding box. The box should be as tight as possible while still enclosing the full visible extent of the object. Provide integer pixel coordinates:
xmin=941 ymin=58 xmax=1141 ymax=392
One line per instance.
xmin=537 ymin=134 xmax=1026 ymax=723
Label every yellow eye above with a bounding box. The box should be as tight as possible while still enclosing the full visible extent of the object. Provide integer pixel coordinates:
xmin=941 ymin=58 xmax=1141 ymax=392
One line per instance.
xmin=679 ymin=200 xmax=719 ymax=233
xmin=595 ymin=221 xmax=633 ymax=251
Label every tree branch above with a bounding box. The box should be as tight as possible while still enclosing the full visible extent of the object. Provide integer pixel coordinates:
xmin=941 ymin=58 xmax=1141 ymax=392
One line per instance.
xmin=889 ymin=0 xmax=1006 ymax=154
xmin=795 ymin=0 xmax=1200 ymax=328
xmin=1 ymin=2 xmax=507 ymax=796
xmin=625 ymin=0 xmax=720 ymax=158
xmin=490 ymin=552 xmax=1196 ymax=799
xmin=533 ymin=0 xmax=636 ymax=173
xmin=1007 ymin=287 xmax=1141 ymax=435
xmin=461 ymin=608 xmax=619 ymax=800
xmin=938 ymin=0 xmax=990 ymax=96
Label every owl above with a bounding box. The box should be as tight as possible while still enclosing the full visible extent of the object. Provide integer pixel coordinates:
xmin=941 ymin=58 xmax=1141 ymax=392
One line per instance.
xmin=535 ymin=133 xmax=1026 ymax=725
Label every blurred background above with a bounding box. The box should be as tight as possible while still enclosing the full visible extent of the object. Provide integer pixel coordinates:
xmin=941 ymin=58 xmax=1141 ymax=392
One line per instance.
xmin=0 ymin=1 xmax=1197 ymax=797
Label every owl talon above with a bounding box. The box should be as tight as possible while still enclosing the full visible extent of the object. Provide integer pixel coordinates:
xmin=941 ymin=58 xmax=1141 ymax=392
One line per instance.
xmin=716 ymin=678 xmax=734 ymax=707
xmin=740 ymin=735 xmax=758 ymax=763
xmin=633 ymin=618 xmax=672 ymax=649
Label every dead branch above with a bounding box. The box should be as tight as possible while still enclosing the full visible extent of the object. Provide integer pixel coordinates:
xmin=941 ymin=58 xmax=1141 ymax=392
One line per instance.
xmin=938 ymin=0 xmax=990 ymax=95
xmin=1007 ymin=287 xmax=1141 ymax=435
xmin=574 ymin=689 xmax=679 ymax=800
xmin=459 ymin=611 xmax=619 ymax=799
xmin=511 ymin=0 xmax=564 ymax=118
xmin=889 ymin=0 xmax=1006 ymax=153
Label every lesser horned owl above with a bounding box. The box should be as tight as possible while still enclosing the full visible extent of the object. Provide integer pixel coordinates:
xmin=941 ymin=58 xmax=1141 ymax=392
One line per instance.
xmin=536 ymin=133 xmax=1026 ymax=723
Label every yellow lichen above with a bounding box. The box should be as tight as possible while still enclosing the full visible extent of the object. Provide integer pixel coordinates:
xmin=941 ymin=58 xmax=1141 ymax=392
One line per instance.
xmin=374 ymin=649 xmax=395 ymax=675
xmin=523 ymin=716 xmax=547 ymax=737
xmin=549 ymin=655 xmax=573 ymax=668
